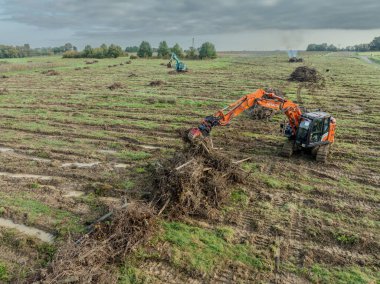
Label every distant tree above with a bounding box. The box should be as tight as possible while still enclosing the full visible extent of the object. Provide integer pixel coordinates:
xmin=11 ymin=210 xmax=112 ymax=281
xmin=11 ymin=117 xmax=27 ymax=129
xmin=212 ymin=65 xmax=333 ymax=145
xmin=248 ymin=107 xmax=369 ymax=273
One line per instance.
xmin=137 ymin=41 xmax=152 ymax=58
xmin=83 ymin=45 xmax=93 ymax=57
xmin=369 ymin=36 xmax=380 ymax=51
xmin=306 ymin=44 xmax=317 ymax=51
xmin=62 ymin=50 xmax=80 ymax=58
xmin=199 ymin=42 xmax=217 ymax=59
xmin=171 ymin=43 xmax=184 ymax=58
xmin=108 ymin=44 xmax=124 ymax=58
xmin=186 ymin=46 xmax=198 ymax=59
xmin=64 ymin=43 xmax=73 ymax=52
xmin=125 ymin=46 xmax=139 ymax=52
xmin=306 ymin=43 xmax=338 ymax=52
xmin=157 ymin=41 xmax=170 ymax=58
xmin=327 ymin=44 xmax=338 ymax=51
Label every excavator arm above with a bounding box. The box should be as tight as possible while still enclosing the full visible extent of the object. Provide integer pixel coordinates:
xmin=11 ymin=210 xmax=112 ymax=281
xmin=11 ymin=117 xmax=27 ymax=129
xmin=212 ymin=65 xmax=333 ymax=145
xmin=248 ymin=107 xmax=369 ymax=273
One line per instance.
xmin=168 ymin=53 xmax=187 ymax=72
xmin=188 ymin=89 xmax=303 ymax=140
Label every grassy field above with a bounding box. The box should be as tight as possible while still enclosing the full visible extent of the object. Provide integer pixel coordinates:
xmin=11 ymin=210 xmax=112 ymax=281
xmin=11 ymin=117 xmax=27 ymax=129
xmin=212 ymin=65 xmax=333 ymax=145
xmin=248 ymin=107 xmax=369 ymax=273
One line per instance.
xmin=0 ymin=52 xmax=379 ymax=283
xmin=358 ymin=51 xmax=380 ymax=64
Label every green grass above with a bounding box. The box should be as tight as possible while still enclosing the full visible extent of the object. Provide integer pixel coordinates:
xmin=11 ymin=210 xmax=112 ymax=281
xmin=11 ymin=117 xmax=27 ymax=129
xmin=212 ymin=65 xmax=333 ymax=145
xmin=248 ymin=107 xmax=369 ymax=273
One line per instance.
xmin=230 ymin=188 xmax=250 ymax=207
xmin=116 ymin=150 xmax=151 ymax=161
xmin=119 ymin=265 xmax=150 ymax=284
xmin=159 ymin=221 xmax=265 ymax=275
xmin=0 ymin=262 xmax=9 ymax=282
xmin=0 ymin=194 xmax=83 ymax=234
xmin=309 ymin=264 xmax=378 ymax=284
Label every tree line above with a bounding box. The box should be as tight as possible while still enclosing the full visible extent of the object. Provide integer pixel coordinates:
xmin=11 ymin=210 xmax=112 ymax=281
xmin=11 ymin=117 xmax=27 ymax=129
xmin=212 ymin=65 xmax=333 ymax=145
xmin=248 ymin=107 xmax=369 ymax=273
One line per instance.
xmin=0 ymin=40 xmax=217 ymax=59
xmin=133 ymin=41 xmax=217 ymax=59
xmin=0 ymin=43 xmax=76 ymax=58
xmin=307 ymin=36 xmax=380 ymax=52
xmin=63 ymin=44 xmax=124 ymax=58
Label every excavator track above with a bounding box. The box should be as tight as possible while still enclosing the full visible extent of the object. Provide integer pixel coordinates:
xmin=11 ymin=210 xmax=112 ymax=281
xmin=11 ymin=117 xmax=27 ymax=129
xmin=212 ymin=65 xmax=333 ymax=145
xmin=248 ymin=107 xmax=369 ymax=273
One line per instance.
xmin=316 ymin=144 xmax=330 ymax=162
xmin=280 ymin=140 xmax=294 ymax=157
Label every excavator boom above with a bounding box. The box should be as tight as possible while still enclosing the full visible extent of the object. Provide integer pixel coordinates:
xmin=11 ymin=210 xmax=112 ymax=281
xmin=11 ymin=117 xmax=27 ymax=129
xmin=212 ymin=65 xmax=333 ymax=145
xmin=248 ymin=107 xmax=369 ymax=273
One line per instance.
xmin=189 ymin=89 xmax=302 ymax=140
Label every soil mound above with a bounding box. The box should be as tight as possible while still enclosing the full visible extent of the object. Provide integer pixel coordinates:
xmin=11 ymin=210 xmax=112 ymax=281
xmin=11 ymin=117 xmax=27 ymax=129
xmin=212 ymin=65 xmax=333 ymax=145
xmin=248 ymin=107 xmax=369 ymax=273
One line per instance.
xmin=34 ymin=203 xmax=157 ymax=283
xmin=42 ymin=70 xmax=59 ymax=76
xmin=107 ymin=82 xmax=123 ymax=90
xmin=149 ymin=131 xmax=244 ymax=219
xmin=0 ymin=88 xmax=8 ymax=95
xmin=288 ymin=66 xmax=323 ymax=83
xmin=149 ymin=80 xmax=165 ymax=86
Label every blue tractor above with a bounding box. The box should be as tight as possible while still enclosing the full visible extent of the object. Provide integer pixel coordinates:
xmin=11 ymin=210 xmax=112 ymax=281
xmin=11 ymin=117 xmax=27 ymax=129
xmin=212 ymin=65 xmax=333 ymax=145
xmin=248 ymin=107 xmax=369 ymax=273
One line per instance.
xmin=167 ymin=53 xmax=187 ymax=72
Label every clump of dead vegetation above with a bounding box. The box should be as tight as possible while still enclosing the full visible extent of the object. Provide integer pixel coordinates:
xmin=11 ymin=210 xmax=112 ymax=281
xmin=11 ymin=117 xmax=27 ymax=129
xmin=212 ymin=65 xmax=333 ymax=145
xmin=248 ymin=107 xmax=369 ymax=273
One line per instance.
xmin=288 ymin=66 xmax=325 ymax=102
xmin=148 ymin=130 xmax=244 ymax=219
xmin=0 ymin=88 xmax=9 ymax=95
xmin=107 ymin=82 xmax=123 ymax=90
xmin=149 ymin=80 xmax=165 ymax=86
xmin=33 ymin=203 xmax=157 ymax=283
xmin=42 ymin=69 xmax=59 ymax=76
xmin=288 ymin=66 xmax=324 ymax=83
xmin=85 ymin=60 xmax=98 ymax=64
xmin=128 ymin=73 xmax=137 ymax=77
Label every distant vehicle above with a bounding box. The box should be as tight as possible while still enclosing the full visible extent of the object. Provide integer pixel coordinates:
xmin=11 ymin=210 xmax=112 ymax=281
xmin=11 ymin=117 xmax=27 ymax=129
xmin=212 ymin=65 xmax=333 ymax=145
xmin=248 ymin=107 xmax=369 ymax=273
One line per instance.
xmin=289 ymin=57 xmax=303 ymax=62
xmin=167 ymin=53 xmax=187 ymax=72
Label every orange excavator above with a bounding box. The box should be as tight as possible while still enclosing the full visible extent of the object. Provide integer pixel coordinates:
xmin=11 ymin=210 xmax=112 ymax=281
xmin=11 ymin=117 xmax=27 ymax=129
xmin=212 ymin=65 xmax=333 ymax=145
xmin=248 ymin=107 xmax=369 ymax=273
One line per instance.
xmin=188 ymin=88 xmax=336 ymax=162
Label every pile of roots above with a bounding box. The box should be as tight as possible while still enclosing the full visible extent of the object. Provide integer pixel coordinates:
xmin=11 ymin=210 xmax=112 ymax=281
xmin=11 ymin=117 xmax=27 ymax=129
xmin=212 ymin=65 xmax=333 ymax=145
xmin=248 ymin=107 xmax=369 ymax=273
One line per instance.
xmin=42 ymin=69 xmax=59 ymax=76
xmin=149 ymin=80 xmax=165 ymax=86
xmin=34 ymin=204 xmax=157 ymax=283
xmin=149 ymin=133 xmax=244 ymax=219
xmin=107 ymin=82 xmax=123 ymax=90
xmin=288 ymin=66 xmax=323 ymax=83
xmin=245 ymin=88 xmax=284 ymax=120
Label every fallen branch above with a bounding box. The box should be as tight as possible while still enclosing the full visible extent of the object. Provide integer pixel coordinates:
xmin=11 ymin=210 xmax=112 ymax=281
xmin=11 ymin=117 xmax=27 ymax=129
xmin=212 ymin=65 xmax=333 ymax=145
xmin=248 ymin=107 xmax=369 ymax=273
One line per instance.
xmin=175 ymin=158 xmax=195 ymax=170
xmin=232 ymin=156 xmax=254 ymax=164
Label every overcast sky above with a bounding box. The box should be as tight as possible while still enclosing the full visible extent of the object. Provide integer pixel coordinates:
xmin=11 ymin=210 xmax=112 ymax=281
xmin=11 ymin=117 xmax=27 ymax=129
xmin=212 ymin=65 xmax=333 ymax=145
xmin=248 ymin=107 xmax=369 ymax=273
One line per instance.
xmin=0 ymin=0 xmax=379 ymax=50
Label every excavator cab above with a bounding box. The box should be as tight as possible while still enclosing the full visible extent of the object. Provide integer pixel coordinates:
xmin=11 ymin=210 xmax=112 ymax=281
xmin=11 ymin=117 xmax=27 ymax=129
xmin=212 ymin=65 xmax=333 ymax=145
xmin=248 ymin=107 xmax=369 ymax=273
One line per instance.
xmin=282 ymin=112 xmax=336 ymax=162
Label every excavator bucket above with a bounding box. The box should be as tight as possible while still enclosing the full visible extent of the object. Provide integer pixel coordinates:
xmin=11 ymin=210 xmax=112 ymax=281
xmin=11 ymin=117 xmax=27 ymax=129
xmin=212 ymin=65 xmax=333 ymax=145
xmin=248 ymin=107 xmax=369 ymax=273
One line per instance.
xmin=187 ymin=128 xmax=203 ymax=141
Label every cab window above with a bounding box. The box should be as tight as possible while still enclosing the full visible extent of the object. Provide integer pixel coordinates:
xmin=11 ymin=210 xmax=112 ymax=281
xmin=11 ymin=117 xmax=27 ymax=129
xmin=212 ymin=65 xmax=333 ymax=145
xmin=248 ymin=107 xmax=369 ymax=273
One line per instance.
xmin=323 ymin=117 xmax=329 ymax=134
xmin=310 ymin=118 xmax=323 ymax=143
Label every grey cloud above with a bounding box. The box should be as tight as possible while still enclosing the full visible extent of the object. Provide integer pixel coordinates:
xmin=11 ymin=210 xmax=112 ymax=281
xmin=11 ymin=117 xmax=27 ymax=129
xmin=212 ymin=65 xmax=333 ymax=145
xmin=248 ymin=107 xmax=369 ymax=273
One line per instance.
xmin=1 ymin=0 xmax=379 ymax=39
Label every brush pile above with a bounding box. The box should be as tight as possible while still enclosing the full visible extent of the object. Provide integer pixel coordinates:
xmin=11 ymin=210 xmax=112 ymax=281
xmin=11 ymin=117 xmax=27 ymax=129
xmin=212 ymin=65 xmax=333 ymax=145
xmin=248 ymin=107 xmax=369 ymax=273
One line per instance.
xmin=35 ymin=204 xmax=157 ymax=283
xmin=288 ymin=66 xmax=323 ymax=83
xmin=149 ymin=131 xmax=244 ymax=219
